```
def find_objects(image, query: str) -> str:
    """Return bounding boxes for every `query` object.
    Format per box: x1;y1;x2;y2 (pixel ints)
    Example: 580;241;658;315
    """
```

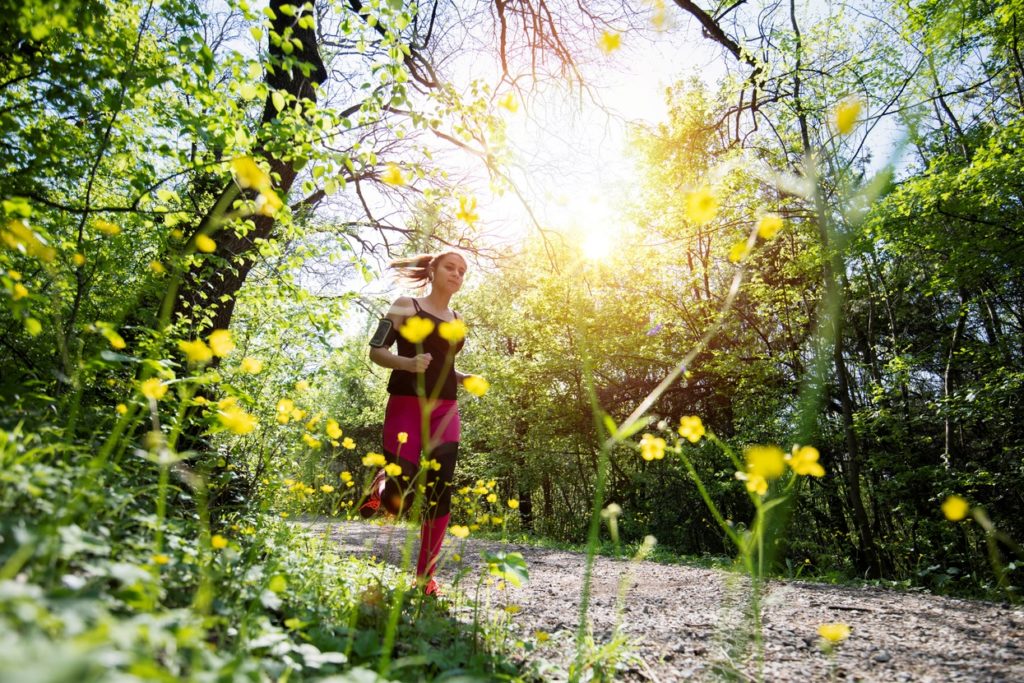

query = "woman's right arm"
368;297;432;372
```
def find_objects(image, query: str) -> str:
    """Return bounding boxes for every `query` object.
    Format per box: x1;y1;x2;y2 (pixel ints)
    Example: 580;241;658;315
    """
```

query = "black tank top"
387;300;465;400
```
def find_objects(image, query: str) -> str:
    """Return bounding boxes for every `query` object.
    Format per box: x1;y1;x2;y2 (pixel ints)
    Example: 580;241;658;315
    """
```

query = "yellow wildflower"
498;92;518;113
95;219;120;236
195;234;216;253
139;377;168;401
276;398;294;424
397;431;408;444
320;484;335;493
255;189;282;217
487;493;497;503
152;553;170;565
11;283;28;300
942;495;970;522
342;437;355;449
818;623;851;643
728;240;751;263
463;374;489;397
211;534;228;550
380;163;406;186
678;415;705;443
508;499;519;509
736;471;768;496
744;445;786;480
835;96;862;135
1;219;55;262
116;403;128;415
73;253;86;266
384;463;402;477
240;356;263;374
179;339;213;364
232;157;272;192
326;419;342;439
208;329;234;357
449;525;470;538
685;186;718;225
362;452;386;467
438;318;467;342
295;379;310;392
598;30;621;54
455;196;478;224
218;405;257;435
491;516;503;525
787;445;825;477
340;471;352;482
149;260;165;274
302;433;321;449
639;433;666;461
757;214;784;239
399;316;434;343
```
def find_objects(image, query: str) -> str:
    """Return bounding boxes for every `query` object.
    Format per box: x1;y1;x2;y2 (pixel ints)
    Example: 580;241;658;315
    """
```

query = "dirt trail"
307;520;1024;682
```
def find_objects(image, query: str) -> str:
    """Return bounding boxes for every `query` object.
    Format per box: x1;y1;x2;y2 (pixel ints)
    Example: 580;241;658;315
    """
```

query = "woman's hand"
406;353;432;373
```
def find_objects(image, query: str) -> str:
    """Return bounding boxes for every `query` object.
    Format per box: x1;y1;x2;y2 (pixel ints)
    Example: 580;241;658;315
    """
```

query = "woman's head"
390;250;468;291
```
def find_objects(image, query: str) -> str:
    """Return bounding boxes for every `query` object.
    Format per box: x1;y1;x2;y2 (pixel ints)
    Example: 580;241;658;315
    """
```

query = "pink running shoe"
358;469;387;519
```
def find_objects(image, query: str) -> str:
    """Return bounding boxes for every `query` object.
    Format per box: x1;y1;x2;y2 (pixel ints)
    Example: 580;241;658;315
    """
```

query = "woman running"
364;250;473;596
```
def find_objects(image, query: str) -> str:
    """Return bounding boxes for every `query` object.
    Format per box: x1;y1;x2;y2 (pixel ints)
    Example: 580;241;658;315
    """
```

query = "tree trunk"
172;0;327;333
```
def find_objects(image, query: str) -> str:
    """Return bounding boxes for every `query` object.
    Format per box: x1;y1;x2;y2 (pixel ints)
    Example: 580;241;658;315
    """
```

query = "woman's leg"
415;440;458;581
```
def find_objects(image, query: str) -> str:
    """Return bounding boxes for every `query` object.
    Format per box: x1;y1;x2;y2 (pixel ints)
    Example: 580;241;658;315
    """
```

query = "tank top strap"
412;298;423;313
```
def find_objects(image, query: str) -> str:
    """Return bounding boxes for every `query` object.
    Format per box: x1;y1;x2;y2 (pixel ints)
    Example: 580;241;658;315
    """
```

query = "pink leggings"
382;395;460;463
381;394;460;580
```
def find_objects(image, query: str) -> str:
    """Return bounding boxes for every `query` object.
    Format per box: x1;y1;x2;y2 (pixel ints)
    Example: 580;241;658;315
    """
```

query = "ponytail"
389;250;466;287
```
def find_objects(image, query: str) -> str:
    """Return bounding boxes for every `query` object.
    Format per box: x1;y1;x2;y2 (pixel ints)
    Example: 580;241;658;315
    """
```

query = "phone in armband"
369;318;394;348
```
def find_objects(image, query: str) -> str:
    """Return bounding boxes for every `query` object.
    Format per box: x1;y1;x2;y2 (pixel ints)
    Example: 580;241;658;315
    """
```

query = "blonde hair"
389;250;467;287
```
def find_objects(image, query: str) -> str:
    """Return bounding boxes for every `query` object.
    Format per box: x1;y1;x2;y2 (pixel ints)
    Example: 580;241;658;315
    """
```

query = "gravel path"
306;520;1024;682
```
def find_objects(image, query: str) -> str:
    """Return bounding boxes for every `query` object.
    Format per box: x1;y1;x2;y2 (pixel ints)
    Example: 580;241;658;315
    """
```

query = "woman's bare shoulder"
386;296;417;319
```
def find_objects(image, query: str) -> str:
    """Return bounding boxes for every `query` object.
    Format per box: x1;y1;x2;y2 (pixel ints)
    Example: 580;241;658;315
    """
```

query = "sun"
581;229;615;260
550;193;623;261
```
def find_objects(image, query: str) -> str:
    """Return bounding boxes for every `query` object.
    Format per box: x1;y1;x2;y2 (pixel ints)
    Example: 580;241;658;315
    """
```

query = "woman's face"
432;254;467;294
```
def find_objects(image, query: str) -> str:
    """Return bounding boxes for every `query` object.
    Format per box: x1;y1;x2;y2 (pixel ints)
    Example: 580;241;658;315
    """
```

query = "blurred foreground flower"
463;374;489;397
942;494;970;522
639;433;666;461
209;329;234;356
835;96;862;135
380;163;406;186
598;30;622;54
818;622;850;643
439;318;467;342
685;186;719;225
362;452;386;467
757;214;783;239
744;445;786;480
678;415;705;443
139;378;168;401
400;316;434;343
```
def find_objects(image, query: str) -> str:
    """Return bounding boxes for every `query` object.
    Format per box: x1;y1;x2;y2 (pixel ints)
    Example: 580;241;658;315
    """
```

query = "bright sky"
475;22;716;263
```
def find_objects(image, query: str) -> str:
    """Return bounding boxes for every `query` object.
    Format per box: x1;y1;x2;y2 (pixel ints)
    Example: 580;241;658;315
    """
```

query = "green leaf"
272;91;285;112
481;550;529;587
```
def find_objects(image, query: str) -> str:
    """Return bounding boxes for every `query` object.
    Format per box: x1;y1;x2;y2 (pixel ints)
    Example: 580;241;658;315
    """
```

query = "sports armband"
369;318;396;348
